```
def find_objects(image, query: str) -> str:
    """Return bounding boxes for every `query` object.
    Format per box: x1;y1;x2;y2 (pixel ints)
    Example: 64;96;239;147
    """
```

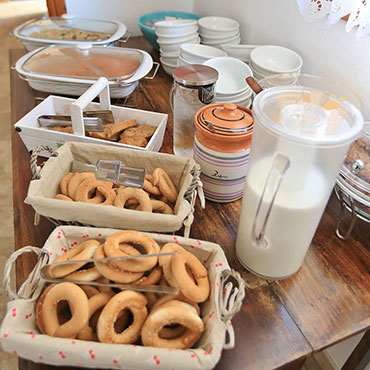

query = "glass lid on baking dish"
16;15;118;42
337;121;370;202
21;44;143;81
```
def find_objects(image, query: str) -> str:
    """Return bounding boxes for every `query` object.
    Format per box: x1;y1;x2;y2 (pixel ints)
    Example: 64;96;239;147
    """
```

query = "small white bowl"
198;16;239;33
154;19;198;36
160;57;177;76
250;45;303;74
158;36;200;53
161;54;179;65
201;36;241;49
156;29;198;39
180;43;227;63
203;56;253;95
159;50;180;57
219;44;259;62
199;30;239;41
157;32;199;45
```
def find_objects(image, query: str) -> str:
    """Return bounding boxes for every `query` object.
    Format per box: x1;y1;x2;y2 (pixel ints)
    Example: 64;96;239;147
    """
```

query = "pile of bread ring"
36;230;210;349
55;167;178;214
50;118;156;148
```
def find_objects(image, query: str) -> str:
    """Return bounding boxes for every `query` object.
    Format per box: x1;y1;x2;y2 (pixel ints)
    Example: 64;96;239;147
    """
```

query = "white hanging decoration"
297;0;370;38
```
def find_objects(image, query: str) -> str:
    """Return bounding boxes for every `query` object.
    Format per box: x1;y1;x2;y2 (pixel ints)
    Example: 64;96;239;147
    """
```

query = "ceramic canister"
193;103;254;202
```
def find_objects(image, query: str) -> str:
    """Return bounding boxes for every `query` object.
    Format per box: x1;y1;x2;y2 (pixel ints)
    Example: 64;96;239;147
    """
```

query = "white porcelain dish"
155;29;197;39
180;43;227;63
250;45;303;74
177;55;193;66
15;45;155;98
154;19;198;32
219;44;259;61
159;36;200;53
161;54;179;65
160;57;177;76
198;16;239;33
203;57;253;95
157;32;199;44
201;35;241;48
200;30;239;41
12;15;127;51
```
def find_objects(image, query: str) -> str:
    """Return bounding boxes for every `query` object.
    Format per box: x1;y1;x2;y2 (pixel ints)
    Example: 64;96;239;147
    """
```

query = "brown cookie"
107;119;137;140
135;124;156;139
119;135;148;148
119;126;139;139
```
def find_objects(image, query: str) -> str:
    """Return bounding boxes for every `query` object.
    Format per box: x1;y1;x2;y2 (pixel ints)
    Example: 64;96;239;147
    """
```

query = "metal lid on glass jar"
173;64;219;86
195;103;254;137
337;122;370;206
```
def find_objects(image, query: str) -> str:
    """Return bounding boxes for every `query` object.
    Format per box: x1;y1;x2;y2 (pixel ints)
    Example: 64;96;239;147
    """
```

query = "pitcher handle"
169;84;175;112
252;153;290;247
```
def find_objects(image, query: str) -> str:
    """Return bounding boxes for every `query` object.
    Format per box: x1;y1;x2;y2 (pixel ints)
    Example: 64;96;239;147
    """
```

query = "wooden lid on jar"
195;103;254;137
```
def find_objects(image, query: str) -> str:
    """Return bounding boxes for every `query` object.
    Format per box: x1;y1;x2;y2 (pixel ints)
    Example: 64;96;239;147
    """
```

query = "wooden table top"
9;37;370;370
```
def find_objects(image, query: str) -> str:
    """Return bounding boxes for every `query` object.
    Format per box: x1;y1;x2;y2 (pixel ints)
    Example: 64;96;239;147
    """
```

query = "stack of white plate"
198;17;241;49
249;45;303;81
203;57;253;108
177;43;227;66
155;19;200;75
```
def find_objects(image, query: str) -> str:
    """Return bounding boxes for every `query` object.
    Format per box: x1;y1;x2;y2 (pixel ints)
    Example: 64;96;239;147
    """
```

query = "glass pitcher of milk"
235;83;364;280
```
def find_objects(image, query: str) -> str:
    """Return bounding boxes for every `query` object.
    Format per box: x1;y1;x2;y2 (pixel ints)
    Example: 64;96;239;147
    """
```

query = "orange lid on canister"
194;103;254;153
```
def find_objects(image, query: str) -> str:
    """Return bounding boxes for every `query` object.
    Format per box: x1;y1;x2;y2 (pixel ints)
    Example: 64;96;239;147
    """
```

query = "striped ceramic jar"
193;103;254;203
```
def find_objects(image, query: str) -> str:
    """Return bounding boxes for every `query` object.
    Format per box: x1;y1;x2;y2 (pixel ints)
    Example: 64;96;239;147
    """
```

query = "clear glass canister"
170;64;218;157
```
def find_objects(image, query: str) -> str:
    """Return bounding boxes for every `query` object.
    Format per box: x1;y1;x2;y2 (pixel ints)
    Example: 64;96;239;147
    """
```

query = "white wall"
65;0;194;37
194;0;370;120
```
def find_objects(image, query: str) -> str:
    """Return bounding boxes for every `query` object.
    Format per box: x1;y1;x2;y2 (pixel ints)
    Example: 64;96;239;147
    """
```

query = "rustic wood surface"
9;37;370;370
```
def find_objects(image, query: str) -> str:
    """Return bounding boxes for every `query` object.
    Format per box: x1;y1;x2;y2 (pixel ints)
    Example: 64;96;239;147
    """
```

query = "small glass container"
193;103;254;202
335;122;370;240
170;64;218;157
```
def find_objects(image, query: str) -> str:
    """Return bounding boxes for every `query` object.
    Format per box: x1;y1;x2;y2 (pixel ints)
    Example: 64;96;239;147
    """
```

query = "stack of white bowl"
249;45;303;81
177;43;227;66
203;57;253;108
198;17;241;49
155;19;200;76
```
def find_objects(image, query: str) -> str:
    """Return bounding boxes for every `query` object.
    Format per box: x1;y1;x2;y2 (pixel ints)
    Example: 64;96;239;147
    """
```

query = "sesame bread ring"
143;174;161;196
42;282;89;338
48;239;100;278
67;172;95;200
63;262;102;282
151;199;174;215
158;243;185;288
77;291;114;341
150;294;200;314
60;172;75;196
93;244;144;283
55;194;73;201
152;168;178;203
36;284;56;334
141;300;204;349
95;276;113;293
171;251;210;303
97;290;148;344
144;292;159;310
114;187;152;212
104;230;160;272
81;285;100;298
95;186;116;205
74;178;114;203
133;266;163;285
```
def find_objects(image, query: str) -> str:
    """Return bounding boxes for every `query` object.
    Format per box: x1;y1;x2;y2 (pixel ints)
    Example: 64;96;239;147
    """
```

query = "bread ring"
158;243;185;288
152;168;178;203
67;172;95;200
55;194;73;201
141;300;204;349
144;292;158;310
48;239;100;278
133;266;163;285
114;187;152;212
77;291;114;341
93;244;144;283
97;290;148;344
151;199;173;215
171;251;210;303
143;174;161;195
36;284;56;334
95;185;116;205
95;276;113;293
74;178;114;203
80;285;100;298
104;230;160;272
63;262;102;282
150;294;200;314
42;282;89;338
60;172;75;196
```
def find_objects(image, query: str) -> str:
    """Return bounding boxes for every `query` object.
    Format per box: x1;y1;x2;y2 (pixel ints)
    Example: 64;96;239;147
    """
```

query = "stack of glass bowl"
155;19;200;76
198;16;241;49
249;45;303;81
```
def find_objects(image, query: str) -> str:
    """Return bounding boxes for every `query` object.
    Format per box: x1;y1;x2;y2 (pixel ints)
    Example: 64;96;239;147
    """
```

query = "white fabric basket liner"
25;142;200;235
0;226;242;370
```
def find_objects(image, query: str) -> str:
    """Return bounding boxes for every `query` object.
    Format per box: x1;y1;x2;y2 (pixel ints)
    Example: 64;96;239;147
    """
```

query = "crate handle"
3;246;49;301
30;145;58;180
70;77;111;137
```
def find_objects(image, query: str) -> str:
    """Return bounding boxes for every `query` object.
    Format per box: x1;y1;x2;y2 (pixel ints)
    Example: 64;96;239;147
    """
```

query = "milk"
236;157;329;279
